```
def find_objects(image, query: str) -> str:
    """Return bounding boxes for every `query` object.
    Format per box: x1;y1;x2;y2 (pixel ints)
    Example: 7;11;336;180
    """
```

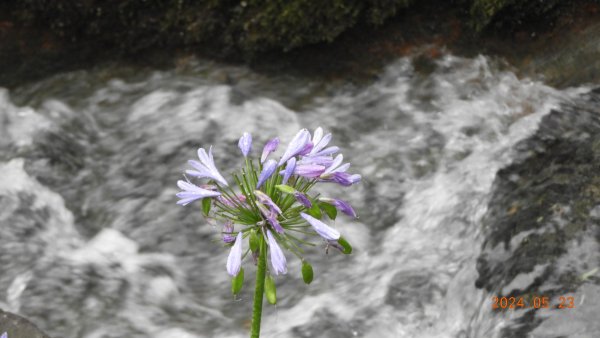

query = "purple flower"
281;157;296;184
319;154;360;186
294;192;312;208
226;232;243;276
294;163;326;178
321;154;349;176
278;129;311;166
298;141;314;156
266;230;287;275
176;180;221;206
238;132;252;157
186;146;229;186
319;198;357;217
320;172;361;186
254;190;282;215
257;202;284;233
257;159;277;189
1;332;6;338
261;137;280;163
297;155;335;167
222;221;236;243
308;127;332;156
300;212;340;241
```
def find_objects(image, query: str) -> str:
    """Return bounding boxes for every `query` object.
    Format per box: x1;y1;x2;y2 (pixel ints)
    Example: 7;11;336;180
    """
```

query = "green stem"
250;234;267;338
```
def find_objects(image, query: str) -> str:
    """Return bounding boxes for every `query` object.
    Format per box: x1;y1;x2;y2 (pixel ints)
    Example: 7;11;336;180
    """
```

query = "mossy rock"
0;309;51;338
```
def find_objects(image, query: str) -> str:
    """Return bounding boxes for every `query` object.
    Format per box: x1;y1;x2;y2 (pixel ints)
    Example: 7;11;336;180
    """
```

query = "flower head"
1;332;7;338
176;180;221;206
226;232;243;276
238;132;252;157
186;147;229;186
266;230;287;275
177;127;360;285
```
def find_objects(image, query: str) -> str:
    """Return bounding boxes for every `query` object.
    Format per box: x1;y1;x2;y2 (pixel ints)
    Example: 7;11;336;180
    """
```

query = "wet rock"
0;309;51;338
475;88;600;336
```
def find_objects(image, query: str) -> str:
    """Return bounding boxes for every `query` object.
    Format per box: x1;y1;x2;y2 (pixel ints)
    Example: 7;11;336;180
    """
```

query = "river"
0;54;596;337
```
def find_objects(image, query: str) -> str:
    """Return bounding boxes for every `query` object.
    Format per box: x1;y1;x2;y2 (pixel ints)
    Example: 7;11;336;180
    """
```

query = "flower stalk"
251;234;267;338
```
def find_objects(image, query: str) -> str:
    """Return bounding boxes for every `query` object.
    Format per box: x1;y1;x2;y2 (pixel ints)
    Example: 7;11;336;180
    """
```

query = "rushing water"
0;55;592;338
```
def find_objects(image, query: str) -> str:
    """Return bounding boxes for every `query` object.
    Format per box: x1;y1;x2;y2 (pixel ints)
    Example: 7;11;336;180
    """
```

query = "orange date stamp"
491;296;575;310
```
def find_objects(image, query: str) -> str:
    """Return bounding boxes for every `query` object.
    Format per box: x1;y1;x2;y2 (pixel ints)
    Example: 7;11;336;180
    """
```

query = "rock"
0;309;51;338
475;88;600;336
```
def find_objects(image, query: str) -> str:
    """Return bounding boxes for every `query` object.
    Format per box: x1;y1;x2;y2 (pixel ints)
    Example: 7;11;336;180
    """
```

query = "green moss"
469;0;572;31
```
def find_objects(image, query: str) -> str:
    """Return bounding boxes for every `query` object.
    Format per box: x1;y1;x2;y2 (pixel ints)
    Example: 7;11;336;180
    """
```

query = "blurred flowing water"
0;55;593;337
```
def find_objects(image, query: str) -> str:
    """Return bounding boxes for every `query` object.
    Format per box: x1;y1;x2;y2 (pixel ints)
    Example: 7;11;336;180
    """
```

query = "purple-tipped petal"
222;221;236;243
300;212;340;241
186;146;229;186
261;137;280;163
238;132;252;157
257;202;284;233
323;154;343;175
266;230;287;275
319;172;357;186
278;129;311;166
294;164;326;178
309;127;333;155
294;192;312;208
320;198;357;217
226;232;243;276
298;141;314;156
257;159;277;189
254;190;282;215
176;180;221;206
281;157;296;184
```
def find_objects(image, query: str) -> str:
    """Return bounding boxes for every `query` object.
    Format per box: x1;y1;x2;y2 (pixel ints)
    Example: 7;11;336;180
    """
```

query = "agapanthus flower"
238;132;252;157
257;202;284;233
294;163;326;178
254;190;282;215
186;147;229;186
222;221;236;243
319;197;357;218
257;159;277;189
266;229;287;275
278;129;311;166
281;157;296;184
261;137;279;163
227;232;243;276
300;212;340;241
294;192;312;208
176;180;221;206
319;154;361;186
177;126;360;290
